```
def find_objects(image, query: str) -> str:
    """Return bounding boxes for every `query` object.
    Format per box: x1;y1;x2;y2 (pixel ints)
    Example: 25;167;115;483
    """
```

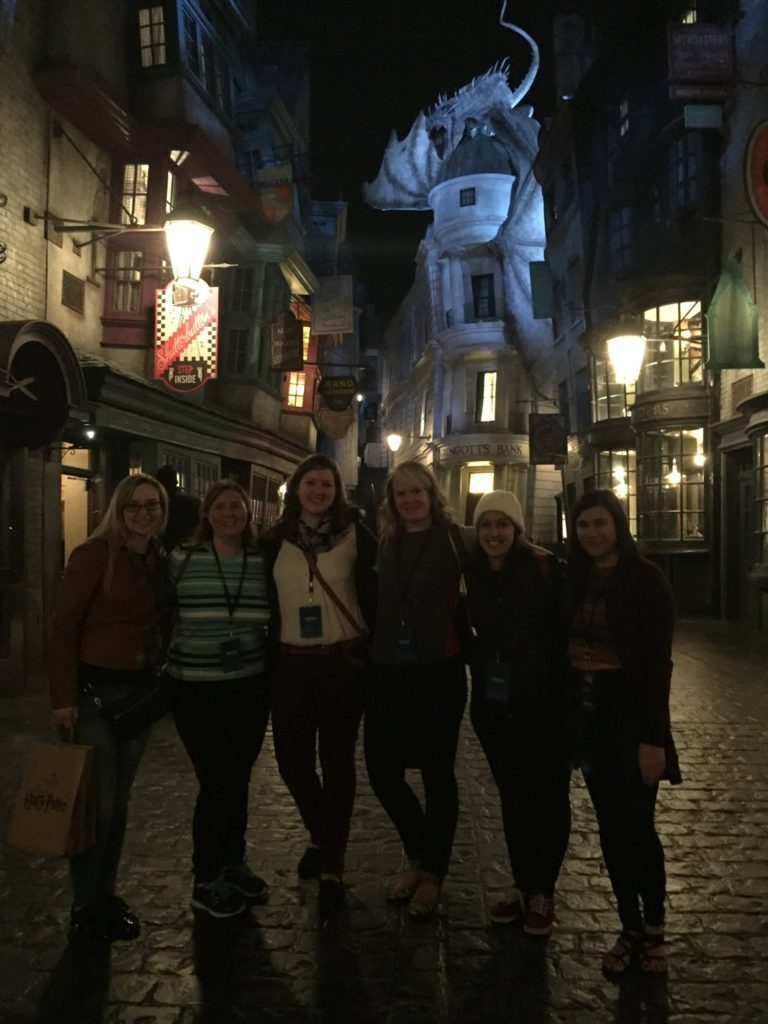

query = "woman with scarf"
261;454;377;911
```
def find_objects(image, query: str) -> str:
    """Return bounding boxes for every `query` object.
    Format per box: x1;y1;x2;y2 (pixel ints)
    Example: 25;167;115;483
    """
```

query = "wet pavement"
1;618;767;1024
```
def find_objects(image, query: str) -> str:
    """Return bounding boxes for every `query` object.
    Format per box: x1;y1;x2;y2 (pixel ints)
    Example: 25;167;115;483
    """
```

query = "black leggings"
364;657;467;882
171;675;270;884
580;674;666;932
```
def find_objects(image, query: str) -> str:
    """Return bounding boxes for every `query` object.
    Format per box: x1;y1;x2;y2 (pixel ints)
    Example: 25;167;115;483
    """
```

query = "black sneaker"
191;880;246;919
218;862;269;903
318;876;345;917
68;904;110;947
297;846;321;880
100;895;140;941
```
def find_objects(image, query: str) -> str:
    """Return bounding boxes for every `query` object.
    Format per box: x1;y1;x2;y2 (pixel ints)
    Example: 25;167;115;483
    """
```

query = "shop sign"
311;275;354;335
668;23;734;100
529;414;567;466
317;406;354;440
318;375;357;412
436;434;529;468
259;183;293;224
270;310;303;371
154;283;219;393
746;121;768;228
705;257;764;370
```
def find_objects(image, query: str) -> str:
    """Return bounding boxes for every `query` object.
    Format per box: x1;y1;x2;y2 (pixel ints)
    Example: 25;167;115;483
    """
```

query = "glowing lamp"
386;433;403;452
607;333;646;385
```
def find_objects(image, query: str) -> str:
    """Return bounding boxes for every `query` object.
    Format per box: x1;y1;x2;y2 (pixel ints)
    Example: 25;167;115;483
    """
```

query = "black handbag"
82;672;170;742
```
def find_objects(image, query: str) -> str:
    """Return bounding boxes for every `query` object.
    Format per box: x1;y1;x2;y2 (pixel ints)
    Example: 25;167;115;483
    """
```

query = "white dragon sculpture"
363;2;554;397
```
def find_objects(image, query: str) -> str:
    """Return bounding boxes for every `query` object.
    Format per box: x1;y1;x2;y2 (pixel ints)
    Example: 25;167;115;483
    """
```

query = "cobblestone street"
1;619;767;1024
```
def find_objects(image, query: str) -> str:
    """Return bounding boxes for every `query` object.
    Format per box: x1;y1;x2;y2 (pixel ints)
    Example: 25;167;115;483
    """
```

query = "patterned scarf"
297;515;334;555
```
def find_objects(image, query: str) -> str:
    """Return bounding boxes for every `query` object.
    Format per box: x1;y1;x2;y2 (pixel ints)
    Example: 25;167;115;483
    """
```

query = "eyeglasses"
123;500;162;516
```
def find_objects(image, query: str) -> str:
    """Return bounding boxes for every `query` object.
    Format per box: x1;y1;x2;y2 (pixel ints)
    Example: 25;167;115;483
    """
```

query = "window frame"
475;370;497;424
637;426;706;543
138;6;166;68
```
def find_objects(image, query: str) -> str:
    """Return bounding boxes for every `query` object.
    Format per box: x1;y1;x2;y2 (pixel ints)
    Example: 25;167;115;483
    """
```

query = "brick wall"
0;1;49;322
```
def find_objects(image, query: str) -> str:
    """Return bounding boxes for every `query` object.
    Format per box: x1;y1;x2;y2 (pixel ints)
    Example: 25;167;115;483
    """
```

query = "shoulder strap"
302;550;365;637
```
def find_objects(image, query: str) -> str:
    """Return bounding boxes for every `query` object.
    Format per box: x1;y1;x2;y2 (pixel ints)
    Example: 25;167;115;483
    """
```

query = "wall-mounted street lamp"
606;331;647;386
24;193;214;307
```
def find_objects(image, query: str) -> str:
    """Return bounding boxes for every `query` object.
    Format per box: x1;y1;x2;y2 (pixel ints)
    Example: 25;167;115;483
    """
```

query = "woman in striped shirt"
167;480;271;919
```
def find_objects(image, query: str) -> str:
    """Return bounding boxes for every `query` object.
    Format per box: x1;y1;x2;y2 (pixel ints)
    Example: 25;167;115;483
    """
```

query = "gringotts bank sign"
154;283;219;392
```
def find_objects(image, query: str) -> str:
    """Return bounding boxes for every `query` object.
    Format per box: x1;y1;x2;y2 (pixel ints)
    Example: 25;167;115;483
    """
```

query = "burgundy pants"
270;644;366;876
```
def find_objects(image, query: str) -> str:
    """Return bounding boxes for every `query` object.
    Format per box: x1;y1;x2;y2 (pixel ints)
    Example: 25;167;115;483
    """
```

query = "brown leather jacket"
49;539;162;708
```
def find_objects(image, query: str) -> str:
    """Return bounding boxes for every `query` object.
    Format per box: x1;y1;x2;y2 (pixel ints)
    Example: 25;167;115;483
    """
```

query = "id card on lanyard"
213;547;247;672
299;556;324;639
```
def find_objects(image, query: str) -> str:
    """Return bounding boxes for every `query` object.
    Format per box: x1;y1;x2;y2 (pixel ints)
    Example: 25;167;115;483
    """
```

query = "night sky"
258;1;555;320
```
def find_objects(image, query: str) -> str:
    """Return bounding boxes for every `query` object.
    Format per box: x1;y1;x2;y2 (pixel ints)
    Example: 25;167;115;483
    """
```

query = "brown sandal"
601;931;640;976
407;876;440;919
386;865;421;904
639;927;669;974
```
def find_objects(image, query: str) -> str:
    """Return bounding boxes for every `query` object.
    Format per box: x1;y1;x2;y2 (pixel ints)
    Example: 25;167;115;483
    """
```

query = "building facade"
365;47;561;537
0;0;323;688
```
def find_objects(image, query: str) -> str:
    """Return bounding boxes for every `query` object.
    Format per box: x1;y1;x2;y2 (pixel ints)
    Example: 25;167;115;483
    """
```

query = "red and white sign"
746;121;768;228
154;283;219;392
259;184;293;224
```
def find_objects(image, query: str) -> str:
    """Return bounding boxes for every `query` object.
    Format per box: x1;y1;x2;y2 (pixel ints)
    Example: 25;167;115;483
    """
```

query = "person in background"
49;473;168;946
567;489;681;976
261;454;377;913
166;480;271;919
155;464;201;553
366;461;471;919
466;491;571;937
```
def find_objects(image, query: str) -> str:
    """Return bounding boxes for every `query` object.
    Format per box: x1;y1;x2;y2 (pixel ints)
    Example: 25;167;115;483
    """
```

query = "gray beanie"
472;490;525;533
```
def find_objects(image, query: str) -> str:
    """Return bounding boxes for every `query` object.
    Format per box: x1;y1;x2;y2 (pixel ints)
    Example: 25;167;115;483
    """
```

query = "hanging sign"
311;276;354;335
746;121;768;228
259;184;293;224
316;406;355;440
318;376;357;412
270;310;303;371
705;256;764;370
154;283;219;392
528;414;567;466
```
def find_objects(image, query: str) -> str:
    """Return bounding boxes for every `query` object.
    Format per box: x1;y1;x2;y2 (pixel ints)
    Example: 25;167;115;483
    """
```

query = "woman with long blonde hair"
366;461;472;918
49;472;168;947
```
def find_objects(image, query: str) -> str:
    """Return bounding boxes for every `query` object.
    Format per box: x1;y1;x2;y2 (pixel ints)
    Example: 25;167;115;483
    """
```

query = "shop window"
637;427;705;541
639;300;703;392
755;435;768;564
596;450;637;536
668;134;701;210
592;356;635;422
224;328;248;375
286;372;306;408
138;6;166;67
120;164;149;226
227;268;253;313
194;460;219;500
475;371;497;423
302;324;311;362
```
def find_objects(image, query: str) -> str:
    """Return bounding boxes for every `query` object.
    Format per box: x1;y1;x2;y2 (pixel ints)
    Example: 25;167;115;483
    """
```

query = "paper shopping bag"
6;739;96;859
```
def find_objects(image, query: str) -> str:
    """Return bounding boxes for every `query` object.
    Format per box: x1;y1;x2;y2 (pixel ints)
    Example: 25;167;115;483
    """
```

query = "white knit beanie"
472;490;525;533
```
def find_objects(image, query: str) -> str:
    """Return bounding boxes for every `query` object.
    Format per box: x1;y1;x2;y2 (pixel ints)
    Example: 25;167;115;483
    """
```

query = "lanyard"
212;546;247;620
395;529;433;623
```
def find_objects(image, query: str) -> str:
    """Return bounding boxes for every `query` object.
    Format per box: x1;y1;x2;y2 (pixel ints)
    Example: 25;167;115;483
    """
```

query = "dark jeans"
364;657;467;882
580;672;666;932
70;665;150;908
471;695;571;896
170;674;270;884
271;644;365;876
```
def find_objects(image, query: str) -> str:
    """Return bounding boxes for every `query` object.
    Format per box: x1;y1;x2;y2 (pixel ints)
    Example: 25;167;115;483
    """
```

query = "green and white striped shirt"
166;544;270;682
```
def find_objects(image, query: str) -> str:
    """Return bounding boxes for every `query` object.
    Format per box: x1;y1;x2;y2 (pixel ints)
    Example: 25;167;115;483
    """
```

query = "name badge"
395;624;417;663
299;605;323;639
221;636;244;673
485;659;511;702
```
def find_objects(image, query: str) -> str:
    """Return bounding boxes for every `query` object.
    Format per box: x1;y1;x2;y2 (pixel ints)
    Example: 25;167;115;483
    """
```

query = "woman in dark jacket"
366;461;471;919
260;454;377;911
466;491;571;937
567;489;681;976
